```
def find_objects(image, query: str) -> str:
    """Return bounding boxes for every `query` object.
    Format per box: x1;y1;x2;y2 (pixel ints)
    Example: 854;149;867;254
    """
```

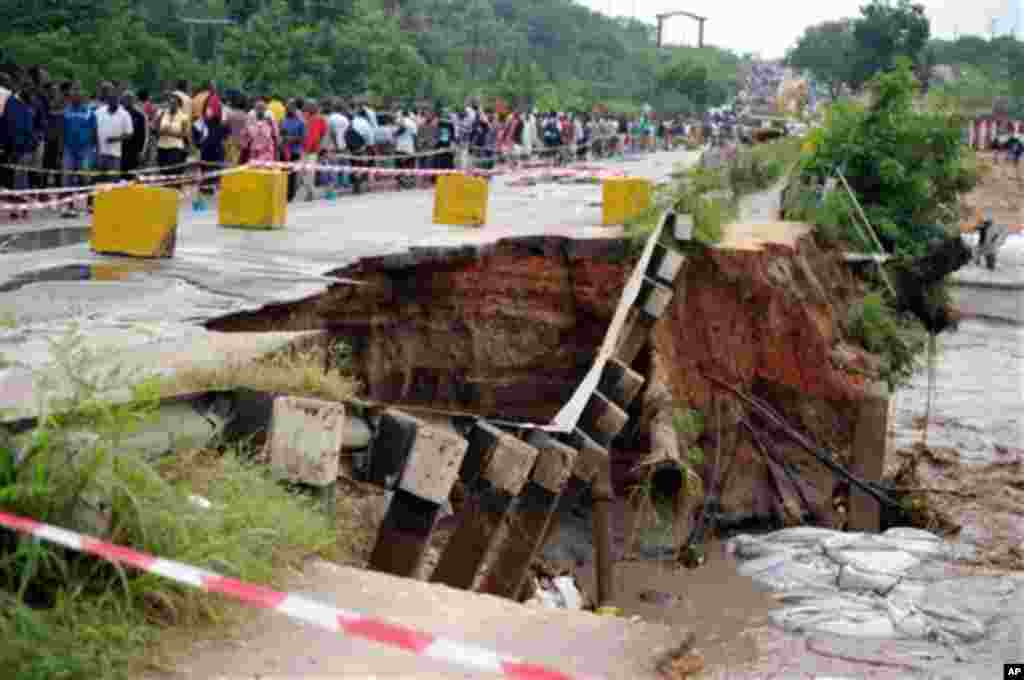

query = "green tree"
787;19;855;99
800;59;976;255
850;0;931;89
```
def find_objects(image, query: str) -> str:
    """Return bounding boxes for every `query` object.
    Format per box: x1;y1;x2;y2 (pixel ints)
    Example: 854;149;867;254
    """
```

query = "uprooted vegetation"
0;330;356;680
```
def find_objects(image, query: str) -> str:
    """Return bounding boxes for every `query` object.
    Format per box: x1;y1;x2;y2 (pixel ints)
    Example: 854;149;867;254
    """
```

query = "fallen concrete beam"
598;358;646;411
368;412;468;579
432;424;538;590
578;390;629;447
480;431;577;600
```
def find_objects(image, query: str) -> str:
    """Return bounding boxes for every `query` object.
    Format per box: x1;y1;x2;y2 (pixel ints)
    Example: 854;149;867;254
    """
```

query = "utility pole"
655;10;708;49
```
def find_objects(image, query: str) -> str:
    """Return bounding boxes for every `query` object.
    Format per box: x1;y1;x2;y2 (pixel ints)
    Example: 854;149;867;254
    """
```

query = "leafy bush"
798;59;976;256
0;328;338;679
846;292;928;389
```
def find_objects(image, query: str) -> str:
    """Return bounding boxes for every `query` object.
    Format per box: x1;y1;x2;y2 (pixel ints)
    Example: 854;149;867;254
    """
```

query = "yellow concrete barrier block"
219;169;287;230
602;177;652;226
434;174;488;226
91;184;178;258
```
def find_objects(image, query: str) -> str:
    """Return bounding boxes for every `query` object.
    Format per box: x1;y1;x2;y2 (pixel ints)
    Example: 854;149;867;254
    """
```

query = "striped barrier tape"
250;159;627;181
0;509;600;680
0;159;628;211
0;158;229;178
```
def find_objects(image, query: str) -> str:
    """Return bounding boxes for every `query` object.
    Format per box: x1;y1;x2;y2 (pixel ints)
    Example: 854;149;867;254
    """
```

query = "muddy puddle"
0;225;90;253
0;260;160;293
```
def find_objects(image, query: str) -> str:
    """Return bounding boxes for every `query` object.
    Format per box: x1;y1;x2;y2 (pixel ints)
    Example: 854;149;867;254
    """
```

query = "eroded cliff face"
208;231;878;526
210;237;633;421
647;234;878;526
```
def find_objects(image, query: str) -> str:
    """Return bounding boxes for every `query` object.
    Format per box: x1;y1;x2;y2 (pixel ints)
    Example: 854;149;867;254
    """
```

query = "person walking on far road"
60;81;97;218
94;81;133;176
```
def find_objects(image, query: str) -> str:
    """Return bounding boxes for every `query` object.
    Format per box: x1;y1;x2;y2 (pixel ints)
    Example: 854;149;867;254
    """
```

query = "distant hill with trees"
0;0;742;114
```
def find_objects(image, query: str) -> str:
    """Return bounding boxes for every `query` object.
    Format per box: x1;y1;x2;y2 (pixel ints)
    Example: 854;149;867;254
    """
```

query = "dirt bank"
207;220;888;539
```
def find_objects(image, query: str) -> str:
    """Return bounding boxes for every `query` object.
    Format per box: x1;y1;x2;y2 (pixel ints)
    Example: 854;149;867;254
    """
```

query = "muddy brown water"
576;543;778;671
570;243;1024;673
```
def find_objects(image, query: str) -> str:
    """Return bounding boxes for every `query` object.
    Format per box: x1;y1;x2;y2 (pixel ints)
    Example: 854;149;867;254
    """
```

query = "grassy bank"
0;333;366;679
161;342;359;402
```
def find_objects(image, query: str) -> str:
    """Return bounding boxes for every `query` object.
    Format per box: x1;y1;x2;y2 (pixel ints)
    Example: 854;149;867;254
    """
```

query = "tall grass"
161;342;358;402
0;328;341;679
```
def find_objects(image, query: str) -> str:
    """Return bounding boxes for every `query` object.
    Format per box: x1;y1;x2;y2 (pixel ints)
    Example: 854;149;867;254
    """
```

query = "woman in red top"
300;100;328;201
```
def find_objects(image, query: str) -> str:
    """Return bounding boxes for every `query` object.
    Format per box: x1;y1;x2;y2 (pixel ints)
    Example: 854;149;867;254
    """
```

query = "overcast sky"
578;0;1017;58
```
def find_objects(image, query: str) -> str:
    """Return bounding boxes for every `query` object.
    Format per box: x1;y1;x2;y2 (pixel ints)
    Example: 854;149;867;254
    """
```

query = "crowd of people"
2;69;702;219
737;61;789;112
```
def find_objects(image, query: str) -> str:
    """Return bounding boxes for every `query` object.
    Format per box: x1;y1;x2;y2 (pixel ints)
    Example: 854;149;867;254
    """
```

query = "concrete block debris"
266;396;346;487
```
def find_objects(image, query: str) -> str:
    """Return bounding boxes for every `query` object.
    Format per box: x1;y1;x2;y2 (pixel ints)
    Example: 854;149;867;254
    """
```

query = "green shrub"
798;60;976;256
0;328;337;679
846;292;928;389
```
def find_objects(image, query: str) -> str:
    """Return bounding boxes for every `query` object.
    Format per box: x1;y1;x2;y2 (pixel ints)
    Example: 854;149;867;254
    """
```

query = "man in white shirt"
326;100;350;189
394;110;418;189
94;82;134;173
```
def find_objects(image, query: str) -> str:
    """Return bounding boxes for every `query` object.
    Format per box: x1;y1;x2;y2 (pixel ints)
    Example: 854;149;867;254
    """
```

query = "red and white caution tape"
0;159;627;212
0;510;600;680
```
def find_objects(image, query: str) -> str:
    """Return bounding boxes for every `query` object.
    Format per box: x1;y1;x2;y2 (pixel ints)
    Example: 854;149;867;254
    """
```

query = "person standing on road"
155;92;190;175
94;81;133;177
326;99;350;190
300;100;327;201
60;81;98;218
41;82;66;189
415;108;437;179
172;79;192;122
347;109;373;195
393;109;418;189
279;100;306;202
198;81;226;193
239;98;279;165
1;80;36;220
434;109;455;180
120;90;148;180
